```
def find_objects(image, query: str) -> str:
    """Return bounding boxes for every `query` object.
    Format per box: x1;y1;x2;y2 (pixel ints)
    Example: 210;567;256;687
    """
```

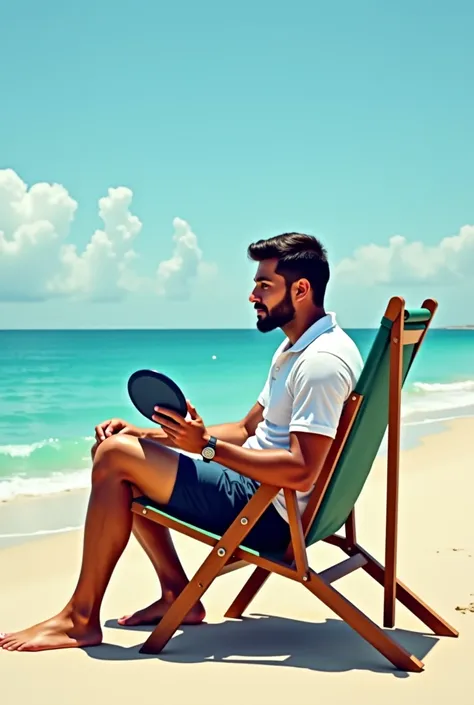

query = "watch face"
202;445;215;460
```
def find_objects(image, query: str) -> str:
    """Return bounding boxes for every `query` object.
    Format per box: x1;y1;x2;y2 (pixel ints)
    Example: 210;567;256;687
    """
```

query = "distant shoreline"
438;325;474;330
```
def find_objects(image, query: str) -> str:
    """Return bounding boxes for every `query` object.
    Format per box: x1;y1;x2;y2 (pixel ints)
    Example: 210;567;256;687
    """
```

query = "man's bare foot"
0;609;102;653
118;597;205;627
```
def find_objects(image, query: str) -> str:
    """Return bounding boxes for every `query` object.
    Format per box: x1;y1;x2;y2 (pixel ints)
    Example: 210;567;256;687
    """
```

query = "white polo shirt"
243;312;364;522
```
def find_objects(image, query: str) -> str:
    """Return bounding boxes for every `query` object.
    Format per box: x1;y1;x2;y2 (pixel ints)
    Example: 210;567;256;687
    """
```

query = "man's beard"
255;288;295;333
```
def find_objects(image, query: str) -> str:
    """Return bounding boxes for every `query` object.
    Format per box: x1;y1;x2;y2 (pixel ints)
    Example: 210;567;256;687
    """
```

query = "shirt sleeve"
288;352;352;437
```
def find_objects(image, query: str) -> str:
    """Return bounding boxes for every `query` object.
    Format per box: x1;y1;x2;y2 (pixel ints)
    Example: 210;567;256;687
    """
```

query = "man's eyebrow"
254;275;272;283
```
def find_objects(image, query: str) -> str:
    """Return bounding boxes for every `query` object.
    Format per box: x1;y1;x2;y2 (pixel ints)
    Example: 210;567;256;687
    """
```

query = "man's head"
247;232;330;333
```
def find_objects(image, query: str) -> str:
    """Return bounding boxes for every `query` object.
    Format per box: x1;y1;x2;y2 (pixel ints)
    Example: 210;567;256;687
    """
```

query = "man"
0;232;363;653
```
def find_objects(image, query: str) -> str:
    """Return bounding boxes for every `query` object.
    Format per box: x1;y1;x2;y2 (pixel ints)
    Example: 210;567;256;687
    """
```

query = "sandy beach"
1;418;473;704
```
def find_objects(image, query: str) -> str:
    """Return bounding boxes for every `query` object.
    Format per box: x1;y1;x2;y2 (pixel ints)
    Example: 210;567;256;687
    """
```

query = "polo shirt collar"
283;312;337;353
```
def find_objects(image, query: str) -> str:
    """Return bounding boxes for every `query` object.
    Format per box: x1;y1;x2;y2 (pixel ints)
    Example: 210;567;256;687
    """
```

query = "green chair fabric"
306;308;430;544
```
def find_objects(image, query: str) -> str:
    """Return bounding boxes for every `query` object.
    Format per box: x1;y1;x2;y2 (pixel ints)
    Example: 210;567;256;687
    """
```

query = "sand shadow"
83;613;440;676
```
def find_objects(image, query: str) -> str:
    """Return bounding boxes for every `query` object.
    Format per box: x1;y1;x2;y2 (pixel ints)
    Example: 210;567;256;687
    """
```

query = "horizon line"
0;326;471;332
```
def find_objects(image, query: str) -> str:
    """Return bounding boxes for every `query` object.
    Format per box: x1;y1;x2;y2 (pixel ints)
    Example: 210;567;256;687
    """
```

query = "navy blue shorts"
161;453;291;554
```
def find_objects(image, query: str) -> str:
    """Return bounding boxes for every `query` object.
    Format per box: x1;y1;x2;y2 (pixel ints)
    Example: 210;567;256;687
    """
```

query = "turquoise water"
1;328;474;502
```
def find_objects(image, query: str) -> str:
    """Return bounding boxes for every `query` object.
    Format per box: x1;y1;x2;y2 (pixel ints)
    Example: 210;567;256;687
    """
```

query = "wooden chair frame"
131;296;458;672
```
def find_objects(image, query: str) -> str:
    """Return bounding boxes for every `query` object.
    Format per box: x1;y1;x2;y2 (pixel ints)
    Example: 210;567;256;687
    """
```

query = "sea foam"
403;379;474;419
0;468;91;502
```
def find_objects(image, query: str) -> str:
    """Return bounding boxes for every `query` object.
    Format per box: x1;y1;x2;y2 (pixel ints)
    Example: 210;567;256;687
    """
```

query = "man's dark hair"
247;232;330;307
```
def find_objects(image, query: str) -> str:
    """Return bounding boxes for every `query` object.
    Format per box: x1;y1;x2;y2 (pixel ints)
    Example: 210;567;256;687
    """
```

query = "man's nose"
249;291;259;303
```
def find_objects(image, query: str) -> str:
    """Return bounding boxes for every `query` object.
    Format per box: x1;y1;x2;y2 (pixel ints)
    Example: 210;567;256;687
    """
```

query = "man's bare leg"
117;513;205;626
89;443;204;627
0;435;203;652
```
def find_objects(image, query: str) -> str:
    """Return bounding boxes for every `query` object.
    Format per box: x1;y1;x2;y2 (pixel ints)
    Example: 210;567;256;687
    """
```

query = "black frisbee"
127;369;187;423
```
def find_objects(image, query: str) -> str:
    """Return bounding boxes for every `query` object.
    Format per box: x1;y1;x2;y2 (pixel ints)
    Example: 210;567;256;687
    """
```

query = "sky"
0;0;473;329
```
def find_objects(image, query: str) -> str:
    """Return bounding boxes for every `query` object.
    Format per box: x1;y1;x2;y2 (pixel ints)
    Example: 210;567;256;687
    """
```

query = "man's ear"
294;278;311;302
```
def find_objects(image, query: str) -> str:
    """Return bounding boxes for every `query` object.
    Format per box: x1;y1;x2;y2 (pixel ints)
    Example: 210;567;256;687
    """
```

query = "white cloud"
157;217;205;300
48;186;143;301
0;168;213;302
335;226;474;286
0;169;77;301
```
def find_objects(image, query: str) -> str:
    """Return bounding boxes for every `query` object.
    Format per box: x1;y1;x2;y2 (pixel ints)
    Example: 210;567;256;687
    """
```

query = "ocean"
1;327;474;506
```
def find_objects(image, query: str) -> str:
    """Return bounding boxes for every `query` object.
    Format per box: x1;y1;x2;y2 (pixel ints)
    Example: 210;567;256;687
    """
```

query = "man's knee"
91;434;138;481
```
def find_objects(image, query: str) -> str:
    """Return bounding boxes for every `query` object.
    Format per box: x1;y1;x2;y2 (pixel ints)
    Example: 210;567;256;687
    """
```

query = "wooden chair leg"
224;567;271;619
140;544;230;653
304;569;424;672
358;547;459;637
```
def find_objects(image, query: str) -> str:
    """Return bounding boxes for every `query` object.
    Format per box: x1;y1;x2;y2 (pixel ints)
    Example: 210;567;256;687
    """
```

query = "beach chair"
131;296;459;671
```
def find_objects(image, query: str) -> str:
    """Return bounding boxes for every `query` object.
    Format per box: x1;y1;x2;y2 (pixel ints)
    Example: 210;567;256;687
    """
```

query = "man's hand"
94;418;141;443
91;418;142;461
152;400;209;454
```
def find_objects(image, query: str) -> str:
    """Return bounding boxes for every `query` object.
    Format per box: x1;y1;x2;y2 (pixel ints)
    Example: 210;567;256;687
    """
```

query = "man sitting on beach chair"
0;232;363;652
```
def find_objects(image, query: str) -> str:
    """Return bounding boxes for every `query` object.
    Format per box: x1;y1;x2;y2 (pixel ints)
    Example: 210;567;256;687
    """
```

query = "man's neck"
282;308;327;346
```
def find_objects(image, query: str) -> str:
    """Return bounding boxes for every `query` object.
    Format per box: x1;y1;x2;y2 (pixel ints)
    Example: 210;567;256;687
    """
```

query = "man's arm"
211;431;333;492
141;400;264;448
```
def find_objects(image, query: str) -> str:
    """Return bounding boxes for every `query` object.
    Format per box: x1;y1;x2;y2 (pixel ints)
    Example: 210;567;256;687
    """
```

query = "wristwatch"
201;436;217;463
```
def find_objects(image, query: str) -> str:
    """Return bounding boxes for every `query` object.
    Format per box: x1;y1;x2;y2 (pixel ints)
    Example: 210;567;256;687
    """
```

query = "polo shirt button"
275;366;280;371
